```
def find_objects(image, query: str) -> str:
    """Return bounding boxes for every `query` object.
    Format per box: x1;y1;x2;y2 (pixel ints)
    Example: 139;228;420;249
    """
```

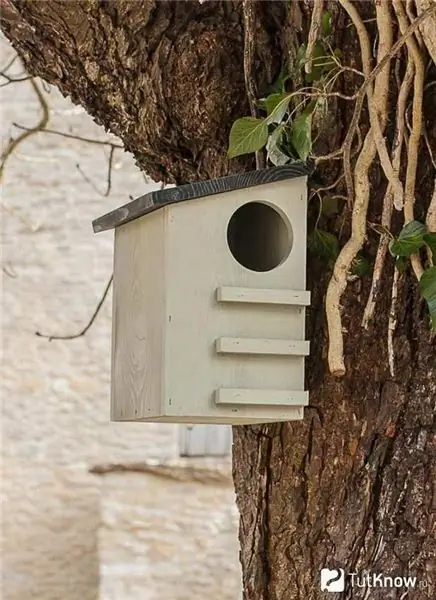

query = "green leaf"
419;266;436;328
291;101;316;160
296;44;307;70
308;229;339;265
321;11;333;35
305;42;335;82
321;195;344;217
265;93;292;124
424;232;436;262
270;68;292;94
396;256;408;273
266;125;290;166
388;220;427;257
350;255;370;277
228;117;269;158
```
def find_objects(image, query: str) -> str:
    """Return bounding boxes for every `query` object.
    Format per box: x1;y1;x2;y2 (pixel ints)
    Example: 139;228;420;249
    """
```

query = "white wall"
1;39;241;600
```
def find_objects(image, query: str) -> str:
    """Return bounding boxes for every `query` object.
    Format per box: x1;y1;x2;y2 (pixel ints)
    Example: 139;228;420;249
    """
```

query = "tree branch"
35;275;113;341
0;78;49;181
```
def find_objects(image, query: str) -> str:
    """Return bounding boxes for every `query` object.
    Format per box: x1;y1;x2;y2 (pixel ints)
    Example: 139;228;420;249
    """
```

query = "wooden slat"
215;389;308;406
215;337;310;356
216;286;310;306
93;164;311;232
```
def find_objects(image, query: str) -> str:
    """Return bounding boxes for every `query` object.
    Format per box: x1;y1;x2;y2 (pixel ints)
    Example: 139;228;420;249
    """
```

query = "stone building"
1;38;241;600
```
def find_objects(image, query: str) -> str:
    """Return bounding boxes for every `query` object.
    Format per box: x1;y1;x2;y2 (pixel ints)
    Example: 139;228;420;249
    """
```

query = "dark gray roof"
92;163;311;233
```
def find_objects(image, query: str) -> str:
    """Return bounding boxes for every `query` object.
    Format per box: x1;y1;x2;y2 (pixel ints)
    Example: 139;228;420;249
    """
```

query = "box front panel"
165;178;309;422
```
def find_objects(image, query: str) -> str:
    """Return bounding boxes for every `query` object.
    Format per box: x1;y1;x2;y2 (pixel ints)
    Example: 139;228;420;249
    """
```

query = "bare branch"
0;71;32;87
11;123;123;149
0;78;49;181
74;143;116;197
35;275;113;342
393;0;425;280
1;53;19;72
388;267;400;377
305;0;324;75
326;0;392;376
363;57;414;328
315;2;436;167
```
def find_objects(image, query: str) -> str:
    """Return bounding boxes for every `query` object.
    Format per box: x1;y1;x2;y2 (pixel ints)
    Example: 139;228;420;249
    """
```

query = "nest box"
93;165;311;425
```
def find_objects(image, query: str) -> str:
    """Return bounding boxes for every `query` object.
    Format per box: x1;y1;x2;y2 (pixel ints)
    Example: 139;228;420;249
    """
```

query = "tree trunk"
2;1;435;599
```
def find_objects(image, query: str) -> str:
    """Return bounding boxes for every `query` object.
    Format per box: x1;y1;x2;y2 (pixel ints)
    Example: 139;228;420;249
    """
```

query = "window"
179;425;233;457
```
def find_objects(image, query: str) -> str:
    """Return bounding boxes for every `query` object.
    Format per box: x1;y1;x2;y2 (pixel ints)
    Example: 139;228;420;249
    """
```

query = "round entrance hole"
226;202;293;272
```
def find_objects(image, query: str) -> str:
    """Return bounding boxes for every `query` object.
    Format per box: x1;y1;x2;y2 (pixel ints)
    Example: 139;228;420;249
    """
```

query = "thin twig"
309;173;345;200
35;275;113;341
1;53;19;73
340;0;401;208
305;0;324;75
0;78;49;181
388;267;400;377
75;144;117;197
362;56;414;328
0;72;33;87
426;177;436;266
315;2;436;166
105;145;116;197
326;0;392;376
394;0;425;280
12;123;123;148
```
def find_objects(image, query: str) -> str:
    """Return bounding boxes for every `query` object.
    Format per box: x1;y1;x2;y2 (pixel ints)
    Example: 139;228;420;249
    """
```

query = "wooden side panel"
111;211;166;420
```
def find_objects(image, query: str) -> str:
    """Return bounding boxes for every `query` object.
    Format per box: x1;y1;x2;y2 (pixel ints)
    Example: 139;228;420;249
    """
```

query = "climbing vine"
229;0;436;377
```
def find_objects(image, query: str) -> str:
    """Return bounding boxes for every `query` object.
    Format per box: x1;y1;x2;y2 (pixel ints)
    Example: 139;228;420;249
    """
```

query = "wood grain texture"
111;210;166;421
216;287;311;306
92;164;311;233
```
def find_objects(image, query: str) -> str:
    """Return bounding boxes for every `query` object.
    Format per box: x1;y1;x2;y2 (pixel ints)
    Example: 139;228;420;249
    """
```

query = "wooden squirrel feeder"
93;165;311;424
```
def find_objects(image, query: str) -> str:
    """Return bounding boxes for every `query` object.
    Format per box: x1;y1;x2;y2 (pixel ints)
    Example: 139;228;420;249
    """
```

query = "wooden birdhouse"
93;165;311;425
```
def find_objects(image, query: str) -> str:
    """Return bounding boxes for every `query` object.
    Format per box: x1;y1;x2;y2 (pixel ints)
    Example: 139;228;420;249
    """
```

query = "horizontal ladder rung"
215;389;308;407
215;337;310;356
216;287;310;306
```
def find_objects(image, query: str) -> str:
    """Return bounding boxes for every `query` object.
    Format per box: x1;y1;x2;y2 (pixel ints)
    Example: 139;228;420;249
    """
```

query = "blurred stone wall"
1;38;241;600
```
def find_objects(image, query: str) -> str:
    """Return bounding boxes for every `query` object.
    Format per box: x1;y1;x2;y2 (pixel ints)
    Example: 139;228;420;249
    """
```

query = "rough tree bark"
1;1;435;599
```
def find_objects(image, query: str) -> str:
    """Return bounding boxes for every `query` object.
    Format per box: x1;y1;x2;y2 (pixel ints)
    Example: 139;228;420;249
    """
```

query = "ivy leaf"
424;232;436;262
388;220;427;257
265;93;292;124
228;117;269;158
270;68;292;94
266;125;290;166
396;256;408;273
419;266;436;328
350;255;370;277
321;195;344;217
321;11;333;35
305;42;335;83
308;229;339;265
291;101;316;160
296;44;307;71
